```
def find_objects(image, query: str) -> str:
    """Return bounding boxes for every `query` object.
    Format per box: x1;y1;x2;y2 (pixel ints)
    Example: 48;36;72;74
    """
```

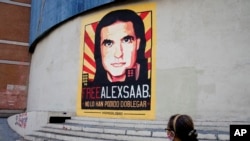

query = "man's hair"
93;9;147;84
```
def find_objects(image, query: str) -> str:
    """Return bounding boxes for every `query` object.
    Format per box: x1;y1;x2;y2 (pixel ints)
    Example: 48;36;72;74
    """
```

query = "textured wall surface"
156;0;250;121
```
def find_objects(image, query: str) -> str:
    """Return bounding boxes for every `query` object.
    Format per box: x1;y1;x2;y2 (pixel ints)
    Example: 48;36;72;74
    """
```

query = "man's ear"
136;38;141;50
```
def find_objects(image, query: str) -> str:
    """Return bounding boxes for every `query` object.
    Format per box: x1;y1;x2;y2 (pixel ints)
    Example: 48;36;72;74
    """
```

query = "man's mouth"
111;62;126;67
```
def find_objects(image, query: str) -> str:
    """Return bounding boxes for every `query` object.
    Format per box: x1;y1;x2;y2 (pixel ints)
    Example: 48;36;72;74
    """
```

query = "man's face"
100;21;140;78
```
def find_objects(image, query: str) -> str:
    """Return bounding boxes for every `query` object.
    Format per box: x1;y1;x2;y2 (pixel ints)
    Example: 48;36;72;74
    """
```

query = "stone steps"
23;116;248;141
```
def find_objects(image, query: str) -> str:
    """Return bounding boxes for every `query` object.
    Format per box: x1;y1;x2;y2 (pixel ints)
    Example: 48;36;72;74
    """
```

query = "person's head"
94;9;147;83
166;114;198;141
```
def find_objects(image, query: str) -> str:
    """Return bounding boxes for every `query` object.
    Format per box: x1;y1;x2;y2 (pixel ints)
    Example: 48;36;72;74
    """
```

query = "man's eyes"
102;36;134;47
122;36;134;43
102;39;113;47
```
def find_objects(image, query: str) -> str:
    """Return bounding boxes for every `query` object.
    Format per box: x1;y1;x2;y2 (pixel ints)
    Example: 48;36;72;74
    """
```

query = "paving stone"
0;118;23;141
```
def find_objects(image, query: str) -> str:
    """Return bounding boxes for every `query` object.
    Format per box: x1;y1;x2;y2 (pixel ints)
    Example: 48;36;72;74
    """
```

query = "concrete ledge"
7;111;76;137
7;111;49;137
83;126;103;133
104;128;126;134
0;110;24;118
152;131;166;137
198;133;217;140
33;127;166;141
218;134;229;141
126;130;151;136
69;117;166;129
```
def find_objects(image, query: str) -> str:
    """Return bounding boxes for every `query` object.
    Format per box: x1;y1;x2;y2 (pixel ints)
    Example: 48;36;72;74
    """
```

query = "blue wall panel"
29;0;114;51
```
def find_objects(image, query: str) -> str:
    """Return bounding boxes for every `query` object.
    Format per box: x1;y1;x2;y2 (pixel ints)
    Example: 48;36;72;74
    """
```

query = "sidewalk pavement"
0;118;23;141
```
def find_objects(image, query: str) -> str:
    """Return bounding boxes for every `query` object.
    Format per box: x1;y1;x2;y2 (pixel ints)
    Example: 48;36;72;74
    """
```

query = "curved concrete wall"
27;17;82;112
27;0;250;121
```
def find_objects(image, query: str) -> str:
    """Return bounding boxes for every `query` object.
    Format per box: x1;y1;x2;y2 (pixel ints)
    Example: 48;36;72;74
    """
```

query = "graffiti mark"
15;113;28;128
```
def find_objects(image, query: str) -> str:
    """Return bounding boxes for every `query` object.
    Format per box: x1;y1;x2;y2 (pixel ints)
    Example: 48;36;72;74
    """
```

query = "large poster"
77;2;156;119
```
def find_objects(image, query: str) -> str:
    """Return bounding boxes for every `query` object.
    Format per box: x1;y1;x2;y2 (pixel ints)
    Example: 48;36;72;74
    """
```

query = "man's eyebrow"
102;39;113;44
122;35;135;40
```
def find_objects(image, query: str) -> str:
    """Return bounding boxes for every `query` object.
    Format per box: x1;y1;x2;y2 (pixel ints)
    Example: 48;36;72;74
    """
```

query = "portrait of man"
93;9;148;84
79;5;155;116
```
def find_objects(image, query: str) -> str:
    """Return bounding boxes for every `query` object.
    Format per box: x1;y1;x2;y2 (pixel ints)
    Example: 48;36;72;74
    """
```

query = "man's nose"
114;44;123;58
